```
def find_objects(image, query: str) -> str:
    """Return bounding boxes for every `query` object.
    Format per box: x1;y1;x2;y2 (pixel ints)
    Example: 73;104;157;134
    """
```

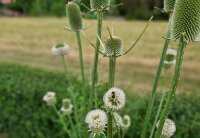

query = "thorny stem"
150;70;168;138
155;34;186;138
141;15;172;138
75;31;85;85
53;106;72;137
91;11;103;108
112;113;121;138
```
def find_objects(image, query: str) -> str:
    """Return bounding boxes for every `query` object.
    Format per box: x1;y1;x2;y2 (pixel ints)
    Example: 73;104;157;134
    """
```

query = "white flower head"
121;115;131;129
164;60;176;69
85;109;108;135
166;49;177;56
103;87;126;111
52;43;70;56
156;118;176;137
43;92;56;106
60;98;73;115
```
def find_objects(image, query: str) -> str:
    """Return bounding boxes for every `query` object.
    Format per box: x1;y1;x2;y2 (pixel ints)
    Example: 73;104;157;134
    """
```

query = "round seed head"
170;0;200;42
66;2;83;31
103;87;125;111
43;92;56;106
52;43;70;56
121;115;131;129
163;0;176;13
85;109;108;135
90;0;110;11
103;36;123;57
157;119;176;137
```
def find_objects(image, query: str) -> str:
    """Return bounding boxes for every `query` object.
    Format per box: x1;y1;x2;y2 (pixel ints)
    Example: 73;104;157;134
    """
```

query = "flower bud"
90;0;110;11
103;36;123;57
170;0;200;42
52;43;70;56
60;98;73;115
66;2;83;31
163;0;176;13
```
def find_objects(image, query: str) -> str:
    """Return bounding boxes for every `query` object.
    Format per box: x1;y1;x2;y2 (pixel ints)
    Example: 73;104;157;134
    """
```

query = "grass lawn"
0;17;200;94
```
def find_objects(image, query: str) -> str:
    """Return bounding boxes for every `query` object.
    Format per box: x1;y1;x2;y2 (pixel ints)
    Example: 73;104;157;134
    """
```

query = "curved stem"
155;35;186;138
91;11;103;108
123;16;153;55
150;69;168;138
53;106;72;137
75;31;85;85
141;16;171;138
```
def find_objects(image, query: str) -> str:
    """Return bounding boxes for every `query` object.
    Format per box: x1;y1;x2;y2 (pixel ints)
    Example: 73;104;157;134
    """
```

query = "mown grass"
0;17;200;94
0;63;199;138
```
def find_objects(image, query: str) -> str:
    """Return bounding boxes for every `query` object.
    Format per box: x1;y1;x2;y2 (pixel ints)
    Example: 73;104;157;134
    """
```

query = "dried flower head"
52;43;70;56
103;87;125;111
66;2;83;31
170;0;200;42
43;92;56;106
121;115;131;129
157;118;176;137
90;0;110;11
60;98;73;115
85;109;108;135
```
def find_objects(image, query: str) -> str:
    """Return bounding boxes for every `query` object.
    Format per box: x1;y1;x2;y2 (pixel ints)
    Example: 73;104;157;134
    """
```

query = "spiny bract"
103;36;123;57
170;0;200;42
163;0;176;13
90;0;110;11
66;2;83;31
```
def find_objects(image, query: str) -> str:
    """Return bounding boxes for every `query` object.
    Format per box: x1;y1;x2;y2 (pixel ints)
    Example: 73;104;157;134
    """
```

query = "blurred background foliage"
0;0;168;19
0;63;199;138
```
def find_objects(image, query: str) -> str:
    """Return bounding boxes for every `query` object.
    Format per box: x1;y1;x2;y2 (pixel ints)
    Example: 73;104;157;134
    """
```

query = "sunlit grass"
0;17;199;94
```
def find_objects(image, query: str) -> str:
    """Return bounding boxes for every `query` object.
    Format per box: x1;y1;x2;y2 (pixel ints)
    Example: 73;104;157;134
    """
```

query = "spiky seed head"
170;0;200;42
103;36;123;57
163;0;176;13
90;0;110;11
66;2;83;31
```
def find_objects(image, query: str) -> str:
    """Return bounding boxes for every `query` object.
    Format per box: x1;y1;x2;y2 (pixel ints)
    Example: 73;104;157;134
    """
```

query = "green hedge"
0;63;199;138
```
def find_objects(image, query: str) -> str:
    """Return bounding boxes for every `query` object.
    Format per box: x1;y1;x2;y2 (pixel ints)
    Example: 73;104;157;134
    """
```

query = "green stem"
112;113;121;138
150;69;168;138
75;31;85;85
155;35;186;138
68;115;77;138
141;19;171;138
61;57;81;138
91;11;103;108
108;112;113;138
53;106;71;137
122;130;125;138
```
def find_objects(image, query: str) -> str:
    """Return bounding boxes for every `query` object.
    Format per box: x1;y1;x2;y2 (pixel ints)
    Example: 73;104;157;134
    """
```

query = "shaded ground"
0;17;200;94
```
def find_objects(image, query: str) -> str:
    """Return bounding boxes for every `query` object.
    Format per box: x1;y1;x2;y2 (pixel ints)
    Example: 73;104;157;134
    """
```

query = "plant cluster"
41;0;200;138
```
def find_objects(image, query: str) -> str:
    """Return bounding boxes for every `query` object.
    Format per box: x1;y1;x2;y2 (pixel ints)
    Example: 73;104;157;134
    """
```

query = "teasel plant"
141;0;177;137
65;0;86;85
150;48;177;138
81;0;123;108
155;0;200;137
83;16;153;108
51;43;82;138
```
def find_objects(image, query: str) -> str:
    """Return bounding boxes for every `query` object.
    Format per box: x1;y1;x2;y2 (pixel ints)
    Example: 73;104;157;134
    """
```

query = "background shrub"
0;63;199;138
